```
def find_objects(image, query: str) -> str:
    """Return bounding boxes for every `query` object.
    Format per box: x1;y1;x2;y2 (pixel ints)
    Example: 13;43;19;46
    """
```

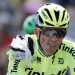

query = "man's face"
34;27;66;56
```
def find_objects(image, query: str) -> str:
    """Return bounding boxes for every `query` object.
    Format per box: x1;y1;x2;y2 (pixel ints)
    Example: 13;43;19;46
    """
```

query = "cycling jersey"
7;35;75;75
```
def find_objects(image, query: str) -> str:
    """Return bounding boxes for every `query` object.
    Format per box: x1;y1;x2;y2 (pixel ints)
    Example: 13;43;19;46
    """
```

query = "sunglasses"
39;28;67;38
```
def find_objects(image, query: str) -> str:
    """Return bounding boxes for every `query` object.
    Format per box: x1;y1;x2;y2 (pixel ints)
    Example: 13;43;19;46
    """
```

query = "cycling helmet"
23;15;35;34
35;3;70;29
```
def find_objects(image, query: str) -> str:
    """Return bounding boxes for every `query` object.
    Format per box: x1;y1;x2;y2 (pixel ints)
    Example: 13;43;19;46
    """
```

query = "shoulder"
9;34;36;55
10;35;28;51
11;34;37;48
28;34;37;41
59;39;75;52
62;39;75;49
59;39;75;60
8;35;33;61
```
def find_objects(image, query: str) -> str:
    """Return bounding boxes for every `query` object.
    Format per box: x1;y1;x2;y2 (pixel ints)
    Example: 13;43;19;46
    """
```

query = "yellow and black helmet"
35;3;70;28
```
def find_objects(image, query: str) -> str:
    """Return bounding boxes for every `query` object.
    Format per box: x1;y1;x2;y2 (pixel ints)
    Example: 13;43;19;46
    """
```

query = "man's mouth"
47;43;56;47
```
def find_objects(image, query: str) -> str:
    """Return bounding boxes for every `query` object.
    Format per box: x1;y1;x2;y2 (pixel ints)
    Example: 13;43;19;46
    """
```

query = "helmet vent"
60;23;67;27
44;8;53;21
39;15;43;24
61;10;66;21
45;3;51;5
35;14;43;25
54;10;59;22
45;21;54;26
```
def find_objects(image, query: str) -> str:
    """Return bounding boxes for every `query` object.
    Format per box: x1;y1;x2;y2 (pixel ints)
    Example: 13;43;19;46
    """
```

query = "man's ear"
34;28;39;38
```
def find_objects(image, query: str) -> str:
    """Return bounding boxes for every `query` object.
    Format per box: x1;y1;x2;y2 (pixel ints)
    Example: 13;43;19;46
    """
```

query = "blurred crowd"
0;0;75;75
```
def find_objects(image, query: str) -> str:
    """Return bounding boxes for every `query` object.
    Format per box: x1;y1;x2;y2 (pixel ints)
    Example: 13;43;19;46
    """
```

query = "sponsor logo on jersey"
25;68;44;75
11;59;20;73
59;43;75;59
57;68;67;75
32;56;41;64
58;58;64;64
52;55;55;64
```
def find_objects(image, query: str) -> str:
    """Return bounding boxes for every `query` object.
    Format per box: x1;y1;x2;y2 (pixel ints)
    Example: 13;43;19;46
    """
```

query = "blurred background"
0;0;75;75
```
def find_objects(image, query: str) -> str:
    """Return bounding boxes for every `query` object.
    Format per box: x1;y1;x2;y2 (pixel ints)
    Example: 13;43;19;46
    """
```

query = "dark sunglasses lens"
41;29;51;37
57;30;66;38
41;29;66;38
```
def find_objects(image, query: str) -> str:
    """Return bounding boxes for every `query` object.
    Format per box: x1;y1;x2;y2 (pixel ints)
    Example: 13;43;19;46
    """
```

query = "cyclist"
23;15;35;35
7;3;75;75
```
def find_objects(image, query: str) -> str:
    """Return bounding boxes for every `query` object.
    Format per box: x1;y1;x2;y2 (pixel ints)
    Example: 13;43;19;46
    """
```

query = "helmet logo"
41;10;48;19
64;14;69;21
55;6;59;11
66;14;69;20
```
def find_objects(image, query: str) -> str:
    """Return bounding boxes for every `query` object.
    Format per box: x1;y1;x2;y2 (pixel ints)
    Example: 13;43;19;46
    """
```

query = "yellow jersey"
7;35;75;75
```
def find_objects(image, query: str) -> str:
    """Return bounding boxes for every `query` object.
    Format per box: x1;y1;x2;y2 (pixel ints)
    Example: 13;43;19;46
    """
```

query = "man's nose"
50;34;58;42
